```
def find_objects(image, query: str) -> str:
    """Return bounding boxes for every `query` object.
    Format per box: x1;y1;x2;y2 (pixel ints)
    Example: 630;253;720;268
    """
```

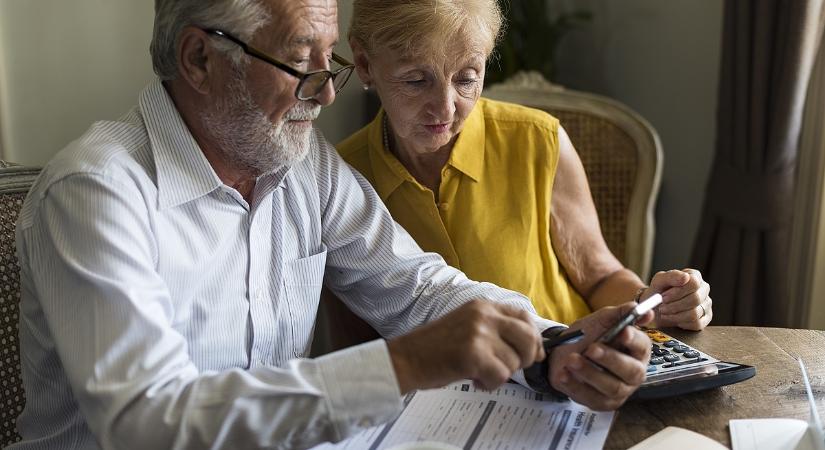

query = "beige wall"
552;0;724;274
0;0;363;166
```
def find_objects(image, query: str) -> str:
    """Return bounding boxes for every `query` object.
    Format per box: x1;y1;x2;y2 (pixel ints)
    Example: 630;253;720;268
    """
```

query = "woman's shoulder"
477;97;559;132
337;124;371;160
336;121;377;174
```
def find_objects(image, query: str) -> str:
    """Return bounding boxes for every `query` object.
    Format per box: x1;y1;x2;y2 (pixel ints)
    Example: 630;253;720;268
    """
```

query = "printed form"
313;381;614;450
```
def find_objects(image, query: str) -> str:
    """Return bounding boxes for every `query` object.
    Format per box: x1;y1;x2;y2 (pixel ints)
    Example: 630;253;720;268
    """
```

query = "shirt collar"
139;79;224;210
366;103;487;201
366;110;411;201
446;100;486;182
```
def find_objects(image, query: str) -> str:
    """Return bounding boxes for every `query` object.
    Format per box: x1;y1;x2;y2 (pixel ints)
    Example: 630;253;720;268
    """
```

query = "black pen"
542;329;585;353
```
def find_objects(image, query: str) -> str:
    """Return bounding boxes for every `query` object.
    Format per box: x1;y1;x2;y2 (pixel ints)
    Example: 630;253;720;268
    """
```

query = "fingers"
609;325;653;362
471;305;543;389
549;321;651;411
555;363;628;411
648;269;691;292
552;346;648;411
456;301;545;390
496;306;545;365
472;355;513;390
389;300;546;393
652;268;712;330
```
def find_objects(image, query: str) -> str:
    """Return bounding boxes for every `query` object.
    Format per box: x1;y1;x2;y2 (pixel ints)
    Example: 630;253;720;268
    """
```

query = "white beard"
201;70;321;175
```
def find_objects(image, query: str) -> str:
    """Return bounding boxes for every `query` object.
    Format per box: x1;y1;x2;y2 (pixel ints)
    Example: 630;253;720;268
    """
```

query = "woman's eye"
458;78;477;86
405;79;426;86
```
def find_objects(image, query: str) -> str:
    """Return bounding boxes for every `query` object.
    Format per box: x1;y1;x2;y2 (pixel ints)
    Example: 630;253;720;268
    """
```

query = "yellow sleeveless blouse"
337;98;590;323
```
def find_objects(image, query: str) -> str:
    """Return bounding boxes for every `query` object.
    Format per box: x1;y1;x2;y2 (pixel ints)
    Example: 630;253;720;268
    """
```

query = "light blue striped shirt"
12;80;557;449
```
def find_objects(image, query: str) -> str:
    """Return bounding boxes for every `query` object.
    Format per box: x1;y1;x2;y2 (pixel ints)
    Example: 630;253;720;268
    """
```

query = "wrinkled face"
203;0;339;173
367;35;487;156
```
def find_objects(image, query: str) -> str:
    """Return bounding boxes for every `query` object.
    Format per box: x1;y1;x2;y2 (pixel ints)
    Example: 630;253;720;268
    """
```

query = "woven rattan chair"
0;163;39;447
483;72;663;281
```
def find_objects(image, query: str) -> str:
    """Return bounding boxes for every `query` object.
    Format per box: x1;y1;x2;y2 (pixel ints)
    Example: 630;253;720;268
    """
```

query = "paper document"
313;380;614;450
629;426;727;449
730;359;825;450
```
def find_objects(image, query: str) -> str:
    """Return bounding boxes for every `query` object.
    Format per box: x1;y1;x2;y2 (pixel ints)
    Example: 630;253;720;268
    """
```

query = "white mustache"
285;103;321;121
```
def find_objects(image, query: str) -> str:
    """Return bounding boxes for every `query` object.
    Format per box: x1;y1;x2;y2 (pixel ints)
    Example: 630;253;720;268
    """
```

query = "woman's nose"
426;85;456;121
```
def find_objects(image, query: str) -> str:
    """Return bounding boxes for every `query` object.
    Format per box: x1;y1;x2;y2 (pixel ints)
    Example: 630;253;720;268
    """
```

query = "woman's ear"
177;26;218;94
349;38;372;86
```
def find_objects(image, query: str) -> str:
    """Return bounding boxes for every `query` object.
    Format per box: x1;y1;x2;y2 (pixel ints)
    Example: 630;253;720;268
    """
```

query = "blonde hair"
350;0;504;60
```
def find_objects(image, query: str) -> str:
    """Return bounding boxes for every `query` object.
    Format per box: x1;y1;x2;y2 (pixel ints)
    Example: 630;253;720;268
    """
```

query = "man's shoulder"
26;108;156;213
41;109;152;186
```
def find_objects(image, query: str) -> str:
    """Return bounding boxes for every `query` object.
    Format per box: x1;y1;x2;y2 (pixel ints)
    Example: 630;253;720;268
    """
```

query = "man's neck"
164;80;259;203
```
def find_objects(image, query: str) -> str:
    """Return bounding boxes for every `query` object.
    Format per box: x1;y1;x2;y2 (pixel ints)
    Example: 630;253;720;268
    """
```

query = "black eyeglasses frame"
205;28;355;101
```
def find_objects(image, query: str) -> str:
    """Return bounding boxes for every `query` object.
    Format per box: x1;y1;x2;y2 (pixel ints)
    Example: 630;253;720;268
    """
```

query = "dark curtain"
691;0;825;326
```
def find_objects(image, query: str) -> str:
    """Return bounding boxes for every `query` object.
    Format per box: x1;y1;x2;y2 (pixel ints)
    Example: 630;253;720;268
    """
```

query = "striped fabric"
10;80;557;449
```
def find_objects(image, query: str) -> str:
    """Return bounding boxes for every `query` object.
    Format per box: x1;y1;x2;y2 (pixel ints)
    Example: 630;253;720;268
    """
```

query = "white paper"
629;426;727;450
313;381;615;450
730;418;811;450
730;359;825;450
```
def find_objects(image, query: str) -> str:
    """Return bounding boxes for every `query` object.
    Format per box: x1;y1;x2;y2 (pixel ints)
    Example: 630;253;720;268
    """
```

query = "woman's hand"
644;269;712;330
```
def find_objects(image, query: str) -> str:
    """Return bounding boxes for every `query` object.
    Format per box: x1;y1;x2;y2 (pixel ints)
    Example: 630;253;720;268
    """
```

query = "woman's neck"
384;119;454;201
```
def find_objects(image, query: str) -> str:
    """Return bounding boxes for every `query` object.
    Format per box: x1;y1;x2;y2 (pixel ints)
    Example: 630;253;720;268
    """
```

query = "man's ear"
349;38;372;86
177;27;218;94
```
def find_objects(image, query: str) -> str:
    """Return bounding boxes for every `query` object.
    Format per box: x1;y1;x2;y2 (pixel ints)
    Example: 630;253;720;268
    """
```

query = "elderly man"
11;0;653;448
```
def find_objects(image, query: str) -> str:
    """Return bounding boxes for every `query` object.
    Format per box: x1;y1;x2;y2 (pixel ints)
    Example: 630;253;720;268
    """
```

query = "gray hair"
150;0;271;80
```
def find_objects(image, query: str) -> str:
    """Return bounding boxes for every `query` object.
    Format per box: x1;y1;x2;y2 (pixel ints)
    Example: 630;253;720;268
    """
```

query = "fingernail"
559;372;569;384
589;346;604;360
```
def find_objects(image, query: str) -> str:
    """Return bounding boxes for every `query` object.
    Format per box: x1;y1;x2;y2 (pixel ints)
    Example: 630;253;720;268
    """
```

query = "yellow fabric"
337;98;590;323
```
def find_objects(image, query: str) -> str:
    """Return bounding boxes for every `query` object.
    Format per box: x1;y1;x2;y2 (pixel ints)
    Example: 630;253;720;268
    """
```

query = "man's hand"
387;300;545;394
646;269;712;330
549;303;652;411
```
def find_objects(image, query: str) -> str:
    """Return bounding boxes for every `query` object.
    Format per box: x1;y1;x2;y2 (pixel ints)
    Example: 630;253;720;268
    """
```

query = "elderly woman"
337;0;713;330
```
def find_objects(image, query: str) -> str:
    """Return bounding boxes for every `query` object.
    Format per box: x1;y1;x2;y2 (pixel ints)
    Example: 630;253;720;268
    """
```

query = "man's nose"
312;78;336;107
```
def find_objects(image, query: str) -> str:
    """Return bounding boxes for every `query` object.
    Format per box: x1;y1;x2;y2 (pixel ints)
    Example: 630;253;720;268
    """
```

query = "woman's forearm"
584;268;646;311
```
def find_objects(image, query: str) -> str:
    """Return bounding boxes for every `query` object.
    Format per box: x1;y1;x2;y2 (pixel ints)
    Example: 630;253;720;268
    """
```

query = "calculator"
630;328;756;400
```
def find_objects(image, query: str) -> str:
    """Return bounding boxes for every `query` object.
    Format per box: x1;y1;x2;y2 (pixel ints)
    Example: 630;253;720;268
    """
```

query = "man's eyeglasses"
205;29;355;101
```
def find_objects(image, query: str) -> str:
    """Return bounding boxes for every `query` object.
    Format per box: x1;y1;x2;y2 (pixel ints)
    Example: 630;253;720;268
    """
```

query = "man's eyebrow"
289;35;340;49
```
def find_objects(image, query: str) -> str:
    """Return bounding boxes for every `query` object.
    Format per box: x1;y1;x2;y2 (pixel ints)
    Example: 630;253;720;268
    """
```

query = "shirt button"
438;203;449;211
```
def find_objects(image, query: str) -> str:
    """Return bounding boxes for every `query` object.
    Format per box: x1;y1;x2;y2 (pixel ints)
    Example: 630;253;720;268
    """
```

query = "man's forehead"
266;0;339;47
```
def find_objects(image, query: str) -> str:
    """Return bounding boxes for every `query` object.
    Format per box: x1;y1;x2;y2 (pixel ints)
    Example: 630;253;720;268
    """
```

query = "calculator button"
673;345;690;353
646;331;671;343
663;340;680;348
650;357;665;365
683;350;700;358
663;354;680;362
646;365;657;372
652;347;669;357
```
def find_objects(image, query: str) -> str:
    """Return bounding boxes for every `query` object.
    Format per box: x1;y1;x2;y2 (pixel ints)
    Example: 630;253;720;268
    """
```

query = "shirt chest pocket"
283;247;327;357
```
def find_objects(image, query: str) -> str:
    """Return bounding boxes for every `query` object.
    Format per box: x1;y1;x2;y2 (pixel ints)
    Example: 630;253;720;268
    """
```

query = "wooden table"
605;326;825;449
